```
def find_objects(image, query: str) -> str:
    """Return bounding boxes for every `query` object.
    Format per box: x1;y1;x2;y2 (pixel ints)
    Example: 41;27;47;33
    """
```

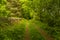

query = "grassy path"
24;20;54;40
32;23;54;40
24;21;30;40
0;18;54;40
29;23;45;40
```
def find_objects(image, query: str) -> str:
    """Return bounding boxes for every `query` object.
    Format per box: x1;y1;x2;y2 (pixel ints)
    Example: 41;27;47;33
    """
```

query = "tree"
0;0;8;17
6;0;22;17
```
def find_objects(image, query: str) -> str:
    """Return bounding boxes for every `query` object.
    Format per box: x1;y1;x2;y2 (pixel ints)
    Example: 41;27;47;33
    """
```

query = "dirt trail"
32;23;54;40
24;22;30;40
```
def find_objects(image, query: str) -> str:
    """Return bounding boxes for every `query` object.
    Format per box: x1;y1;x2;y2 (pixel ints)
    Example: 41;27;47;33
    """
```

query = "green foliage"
0;0;60;40
0;23;25;40
0;0;8;17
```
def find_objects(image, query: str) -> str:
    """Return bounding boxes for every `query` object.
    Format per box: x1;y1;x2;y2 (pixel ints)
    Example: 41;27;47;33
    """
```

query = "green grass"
0;21;25;40
29;20;60;40
0;19;59;40
29;22;45;40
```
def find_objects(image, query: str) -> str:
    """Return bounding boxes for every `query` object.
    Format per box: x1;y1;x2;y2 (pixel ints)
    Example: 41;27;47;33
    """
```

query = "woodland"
0;0;60;40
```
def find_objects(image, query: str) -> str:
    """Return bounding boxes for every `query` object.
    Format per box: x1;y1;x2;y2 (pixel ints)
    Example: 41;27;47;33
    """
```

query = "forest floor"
32;23;54;40
24;21;30;40
24;20;54;40
0;18;54;40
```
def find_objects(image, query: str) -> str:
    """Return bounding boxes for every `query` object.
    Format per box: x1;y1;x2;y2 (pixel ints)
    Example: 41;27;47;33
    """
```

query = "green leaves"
0;0;60;40
0;0;8;17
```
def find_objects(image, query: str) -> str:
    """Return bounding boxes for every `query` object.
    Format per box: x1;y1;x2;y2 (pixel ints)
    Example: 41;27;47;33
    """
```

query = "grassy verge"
0;20;26;40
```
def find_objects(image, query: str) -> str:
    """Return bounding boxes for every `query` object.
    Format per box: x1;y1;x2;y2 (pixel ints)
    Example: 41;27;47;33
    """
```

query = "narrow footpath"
24;21;30;40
